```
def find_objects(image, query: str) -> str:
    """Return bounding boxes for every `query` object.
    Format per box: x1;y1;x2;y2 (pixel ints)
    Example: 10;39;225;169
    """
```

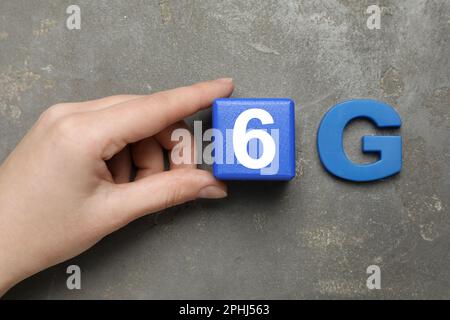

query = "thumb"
104;168;227;229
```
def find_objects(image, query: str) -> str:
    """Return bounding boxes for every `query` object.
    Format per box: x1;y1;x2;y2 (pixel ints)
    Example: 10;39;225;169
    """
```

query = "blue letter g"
317;99;402;182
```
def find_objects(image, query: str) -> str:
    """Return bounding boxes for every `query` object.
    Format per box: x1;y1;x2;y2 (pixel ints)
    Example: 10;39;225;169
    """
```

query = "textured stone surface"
1;0;449;299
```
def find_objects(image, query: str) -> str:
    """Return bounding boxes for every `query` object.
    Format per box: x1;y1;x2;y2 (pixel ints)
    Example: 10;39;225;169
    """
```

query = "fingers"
131;121;194;181
73;95;143;113
131;137;164;180
102;169;227;230
89;78;234;159
42;95;144;122
106;146;132;183
154;121;196;170
131;120;194;181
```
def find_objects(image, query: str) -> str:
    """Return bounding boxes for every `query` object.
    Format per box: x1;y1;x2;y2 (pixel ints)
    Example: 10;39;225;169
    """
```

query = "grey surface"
1;0;449;299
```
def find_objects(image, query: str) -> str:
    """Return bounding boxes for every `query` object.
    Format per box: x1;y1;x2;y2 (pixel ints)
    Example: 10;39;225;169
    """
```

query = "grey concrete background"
0;0;449;299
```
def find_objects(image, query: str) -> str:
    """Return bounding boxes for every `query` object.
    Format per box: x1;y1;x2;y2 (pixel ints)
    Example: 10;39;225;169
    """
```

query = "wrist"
0;239;31;296
0;218;27;296
0;191;29;296
0;259;19;297
0;236;32;297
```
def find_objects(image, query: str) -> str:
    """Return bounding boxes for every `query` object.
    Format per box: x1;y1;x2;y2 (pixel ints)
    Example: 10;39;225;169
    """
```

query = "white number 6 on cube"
232;108;276;169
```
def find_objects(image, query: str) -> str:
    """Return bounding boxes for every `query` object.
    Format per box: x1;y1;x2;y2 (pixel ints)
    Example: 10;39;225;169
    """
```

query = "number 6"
233;108;276;169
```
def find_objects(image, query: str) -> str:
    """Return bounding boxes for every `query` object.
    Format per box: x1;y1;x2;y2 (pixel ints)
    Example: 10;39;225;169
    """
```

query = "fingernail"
198;186;228;199
215;77;233;84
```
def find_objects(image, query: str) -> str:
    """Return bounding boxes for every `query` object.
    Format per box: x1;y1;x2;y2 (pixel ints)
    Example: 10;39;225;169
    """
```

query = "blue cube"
212;98;295;180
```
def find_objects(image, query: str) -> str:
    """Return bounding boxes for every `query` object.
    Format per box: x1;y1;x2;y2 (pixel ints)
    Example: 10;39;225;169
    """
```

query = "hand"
0;78;233;295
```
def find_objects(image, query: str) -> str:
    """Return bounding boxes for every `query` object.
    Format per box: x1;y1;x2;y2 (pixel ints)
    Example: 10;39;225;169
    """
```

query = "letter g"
317;99;402;182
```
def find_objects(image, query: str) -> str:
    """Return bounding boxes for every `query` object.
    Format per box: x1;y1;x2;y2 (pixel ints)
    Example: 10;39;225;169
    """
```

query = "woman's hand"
0;78;233;295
